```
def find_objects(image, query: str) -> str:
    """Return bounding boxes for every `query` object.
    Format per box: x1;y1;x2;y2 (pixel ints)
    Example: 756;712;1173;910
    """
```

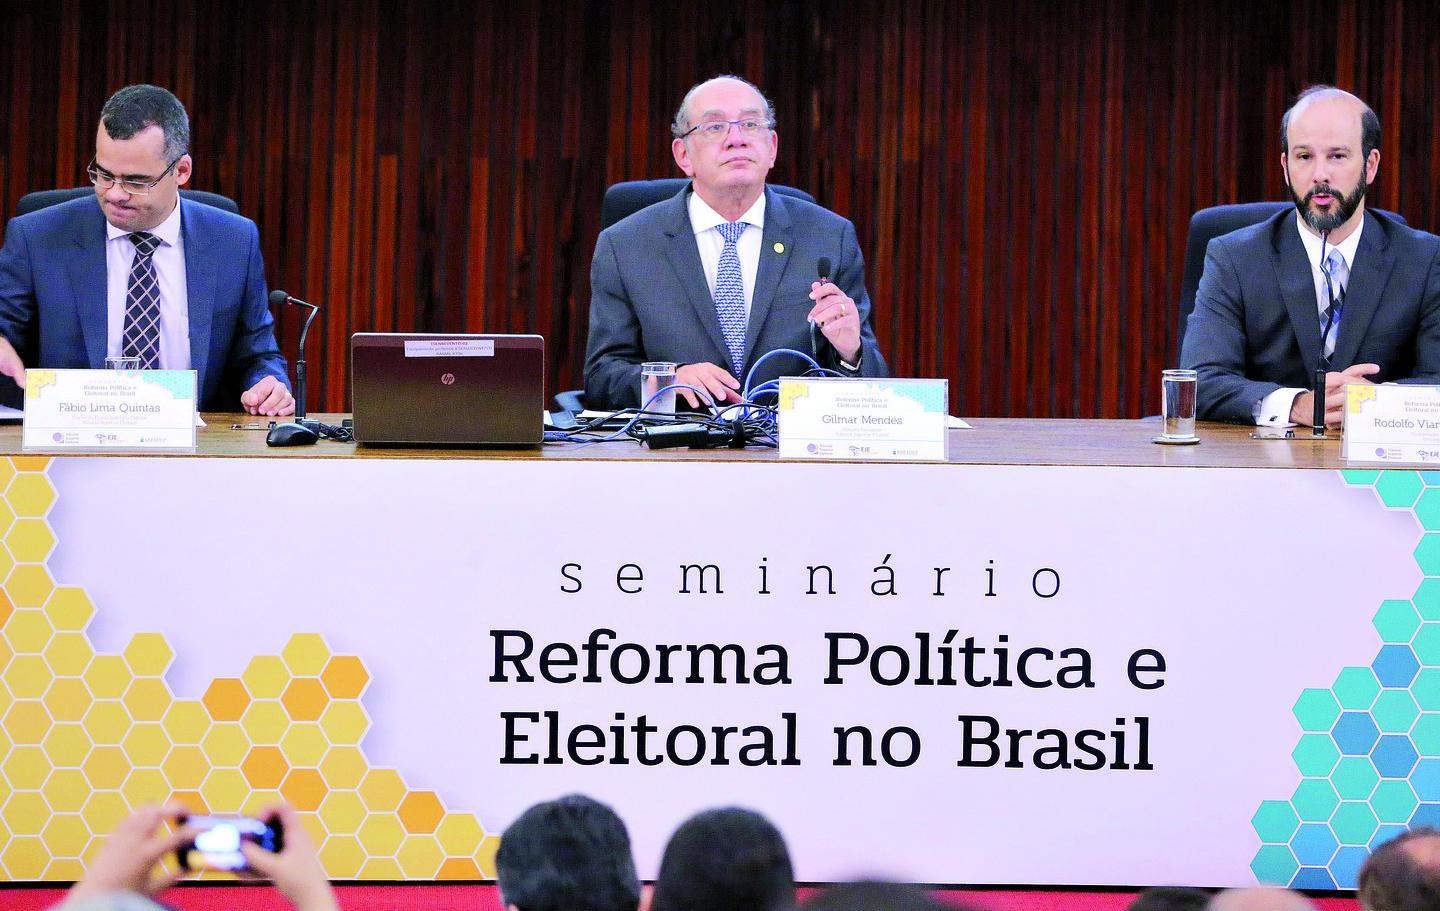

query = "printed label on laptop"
404;339;494;358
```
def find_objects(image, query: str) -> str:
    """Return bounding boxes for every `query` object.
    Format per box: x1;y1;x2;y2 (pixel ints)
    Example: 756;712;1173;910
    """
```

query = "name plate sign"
23;369;198;451
776;376;949;461
1342;382;1440;464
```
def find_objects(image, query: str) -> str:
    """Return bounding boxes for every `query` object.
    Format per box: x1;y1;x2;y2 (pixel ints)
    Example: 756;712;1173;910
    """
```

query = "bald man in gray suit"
584;76;887;410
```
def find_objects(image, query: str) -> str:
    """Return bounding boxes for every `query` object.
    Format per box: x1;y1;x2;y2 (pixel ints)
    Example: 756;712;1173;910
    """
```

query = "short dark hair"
651;807;794;911
1280;85;1380;161
100;84;190;160
1128;887;1214;911
495;794;640;911
1359;827;1440;911
804;881;978;911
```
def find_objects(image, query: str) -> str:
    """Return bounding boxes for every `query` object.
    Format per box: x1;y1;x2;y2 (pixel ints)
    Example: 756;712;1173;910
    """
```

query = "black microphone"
810;258;833;358
269;289;319;420
1314;231;1330;435
266;290;322;448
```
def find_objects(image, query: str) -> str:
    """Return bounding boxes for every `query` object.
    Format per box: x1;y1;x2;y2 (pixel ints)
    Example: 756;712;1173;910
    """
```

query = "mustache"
1305;184;1339;203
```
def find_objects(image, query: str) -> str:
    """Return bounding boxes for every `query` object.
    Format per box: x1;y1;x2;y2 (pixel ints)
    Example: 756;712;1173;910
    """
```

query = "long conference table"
0;417;1415;899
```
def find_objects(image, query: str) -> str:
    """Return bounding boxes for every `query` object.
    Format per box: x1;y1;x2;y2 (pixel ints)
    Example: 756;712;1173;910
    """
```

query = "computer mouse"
265;422;320;447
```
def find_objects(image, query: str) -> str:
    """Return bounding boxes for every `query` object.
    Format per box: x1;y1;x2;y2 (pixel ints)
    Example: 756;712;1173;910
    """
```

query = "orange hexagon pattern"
0;458;499;880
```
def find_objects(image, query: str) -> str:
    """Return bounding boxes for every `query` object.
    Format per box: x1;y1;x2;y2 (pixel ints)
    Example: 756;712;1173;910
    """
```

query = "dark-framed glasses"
86;157;181;196
679;118;774;142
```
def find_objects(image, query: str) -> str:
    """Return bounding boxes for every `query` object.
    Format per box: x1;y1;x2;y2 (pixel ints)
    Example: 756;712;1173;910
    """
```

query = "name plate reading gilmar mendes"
776;377;949;462
22;369;198;451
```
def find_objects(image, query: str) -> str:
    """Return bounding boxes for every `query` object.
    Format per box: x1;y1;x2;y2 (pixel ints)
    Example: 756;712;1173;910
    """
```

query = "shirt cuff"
838;352;862;373
1255;387;1304;427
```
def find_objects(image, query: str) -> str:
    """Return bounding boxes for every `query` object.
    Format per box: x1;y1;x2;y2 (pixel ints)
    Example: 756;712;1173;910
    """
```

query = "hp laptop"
351;333;544;446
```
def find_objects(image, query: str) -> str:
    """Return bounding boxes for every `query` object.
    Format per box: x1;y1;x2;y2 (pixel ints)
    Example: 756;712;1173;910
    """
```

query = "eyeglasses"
679;118;774;143
87;157;181;196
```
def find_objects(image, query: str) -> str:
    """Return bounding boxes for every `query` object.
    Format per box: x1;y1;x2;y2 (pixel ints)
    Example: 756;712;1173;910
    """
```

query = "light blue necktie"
713;221;749;373
1320;247;1348;364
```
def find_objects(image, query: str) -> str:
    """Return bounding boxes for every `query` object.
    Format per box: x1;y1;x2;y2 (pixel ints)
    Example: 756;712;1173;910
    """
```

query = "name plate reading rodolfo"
23;369;198;451
1342;383;1440;464
776;377;949;462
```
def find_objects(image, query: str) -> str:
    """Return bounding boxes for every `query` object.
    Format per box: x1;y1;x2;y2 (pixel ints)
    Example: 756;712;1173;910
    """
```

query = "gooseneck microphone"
810;257;834;359
265;290;323;447
269;289;319;420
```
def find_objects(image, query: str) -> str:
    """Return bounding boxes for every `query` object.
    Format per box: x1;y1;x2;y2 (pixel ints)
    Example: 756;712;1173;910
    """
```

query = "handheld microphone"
268;290;319;420
266;290;323;448
810;257;833;358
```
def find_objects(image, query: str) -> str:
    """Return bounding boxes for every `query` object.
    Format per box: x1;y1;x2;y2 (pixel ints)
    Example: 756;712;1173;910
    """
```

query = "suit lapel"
1270;216;1323;377
65;203;109;369
746;186;794;370
181;200;215;396
1330;214;1394;370
661;187;730;359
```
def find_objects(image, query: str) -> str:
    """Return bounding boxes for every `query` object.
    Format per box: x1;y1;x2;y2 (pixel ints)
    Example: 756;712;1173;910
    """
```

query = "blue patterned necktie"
1320;247;1348;365
713;221;749;373
121;232;162;368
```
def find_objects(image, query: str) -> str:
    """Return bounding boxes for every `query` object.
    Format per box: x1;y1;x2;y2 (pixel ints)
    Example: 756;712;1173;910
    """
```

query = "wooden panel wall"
2;0;1438;417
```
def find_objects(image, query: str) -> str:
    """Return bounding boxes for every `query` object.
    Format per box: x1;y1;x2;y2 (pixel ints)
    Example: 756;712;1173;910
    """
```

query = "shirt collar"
106;196;183;247
1296;209;1364;272
688;189;767;235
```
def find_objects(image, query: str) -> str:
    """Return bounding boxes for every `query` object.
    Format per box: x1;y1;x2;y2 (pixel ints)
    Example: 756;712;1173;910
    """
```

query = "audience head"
93;84;193;233
1127;886;1213;911
651;806;795;911
1359;827;1440;911
1207;887;1315;911
804;881;977;911
495;793;640;911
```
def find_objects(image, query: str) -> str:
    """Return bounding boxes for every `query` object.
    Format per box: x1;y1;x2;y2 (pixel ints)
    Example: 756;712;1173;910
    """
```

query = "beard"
1289;172;1368;234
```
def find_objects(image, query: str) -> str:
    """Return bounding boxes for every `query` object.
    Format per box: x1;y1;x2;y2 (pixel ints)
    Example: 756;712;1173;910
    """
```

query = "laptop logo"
441;373;456;385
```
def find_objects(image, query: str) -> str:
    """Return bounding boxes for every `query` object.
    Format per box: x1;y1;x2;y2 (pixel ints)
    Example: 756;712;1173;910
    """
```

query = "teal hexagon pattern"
1254;470;1440;888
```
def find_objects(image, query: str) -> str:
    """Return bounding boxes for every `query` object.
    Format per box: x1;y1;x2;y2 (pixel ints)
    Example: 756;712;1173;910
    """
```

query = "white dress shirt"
1254;212;1365;426
688;190;767;322
105;198;192;369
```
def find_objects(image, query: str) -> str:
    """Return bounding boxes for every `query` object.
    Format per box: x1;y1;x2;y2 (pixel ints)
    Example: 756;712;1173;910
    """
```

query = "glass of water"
1160;369;1198;440
105;356;141;371
640;362;678;415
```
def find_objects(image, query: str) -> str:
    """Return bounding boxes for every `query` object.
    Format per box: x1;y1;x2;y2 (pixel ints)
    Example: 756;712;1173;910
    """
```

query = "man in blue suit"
584;76;888;409
1182;86;1440;428
0;84;293;415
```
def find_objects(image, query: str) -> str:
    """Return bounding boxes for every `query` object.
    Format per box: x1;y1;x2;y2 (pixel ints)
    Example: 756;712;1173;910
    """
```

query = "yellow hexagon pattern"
0;460;496;881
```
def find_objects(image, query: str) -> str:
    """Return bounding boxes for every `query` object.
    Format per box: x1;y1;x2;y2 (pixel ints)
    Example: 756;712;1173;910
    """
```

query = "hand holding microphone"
808;256;862;364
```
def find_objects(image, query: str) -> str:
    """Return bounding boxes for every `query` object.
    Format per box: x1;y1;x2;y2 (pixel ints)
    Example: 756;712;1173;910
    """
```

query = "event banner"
0;456;1432;889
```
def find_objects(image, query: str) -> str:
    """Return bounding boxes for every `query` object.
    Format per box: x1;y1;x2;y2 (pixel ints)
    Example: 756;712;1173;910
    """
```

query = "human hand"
240;375;295;416
66;803;193;905
1289;363;1380;427
807;281;861;363
0;335;27;387
239;804;339;911
674;362;742;409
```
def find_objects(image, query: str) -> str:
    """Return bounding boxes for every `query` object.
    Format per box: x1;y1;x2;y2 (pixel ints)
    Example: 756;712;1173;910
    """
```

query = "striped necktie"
1319;247;1348;367
121;232;163;368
